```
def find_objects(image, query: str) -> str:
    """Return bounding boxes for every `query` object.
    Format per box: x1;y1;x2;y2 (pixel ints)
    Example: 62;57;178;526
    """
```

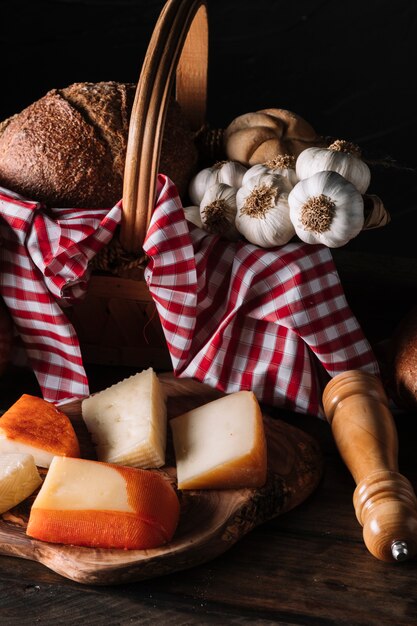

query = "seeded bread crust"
0;81;197;208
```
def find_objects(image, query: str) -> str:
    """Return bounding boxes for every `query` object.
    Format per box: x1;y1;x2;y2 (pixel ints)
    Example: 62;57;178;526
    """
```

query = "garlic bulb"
235;173;296;248
189;161;247;205
183;205;203;228
295;140;371;194
288;170;364;247
200;183;240;240
242;155;298;188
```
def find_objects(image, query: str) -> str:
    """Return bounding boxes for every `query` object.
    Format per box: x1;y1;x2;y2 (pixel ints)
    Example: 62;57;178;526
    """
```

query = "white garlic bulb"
242;155;298;188
189;161;247;205
295;140;371;194
235;173;296;248
200;182;240;240
288;170;364;247
183;205;203;228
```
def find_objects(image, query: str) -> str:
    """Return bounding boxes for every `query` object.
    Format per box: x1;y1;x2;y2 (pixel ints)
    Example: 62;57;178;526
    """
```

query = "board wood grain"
0;373;323;585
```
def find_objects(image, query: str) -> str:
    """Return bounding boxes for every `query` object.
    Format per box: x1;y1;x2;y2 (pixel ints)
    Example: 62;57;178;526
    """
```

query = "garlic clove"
188;160;247;206
242;164;270;186
183;205;203;228
243;161;296;191
244;171;293;195
216;160;247;188
264;154;298;187
188;166;217;206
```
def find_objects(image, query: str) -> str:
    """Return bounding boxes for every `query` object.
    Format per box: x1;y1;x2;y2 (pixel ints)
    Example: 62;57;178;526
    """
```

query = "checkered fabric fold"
0;176;379;415
144;175;379;416
0;186;122;402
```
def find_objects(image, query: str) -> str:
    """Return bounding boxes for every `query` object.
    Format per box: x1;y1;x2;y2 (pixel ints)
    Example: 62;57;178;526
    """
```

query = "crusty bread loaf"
0;81;198;208
392;306;417;410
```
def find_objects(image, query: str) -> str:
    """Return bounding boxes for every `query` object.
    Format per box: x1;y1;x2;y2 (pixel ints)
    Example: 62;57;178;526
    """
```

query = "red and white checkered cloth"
0;186;122;402
144;175;380;416
0;175;379;415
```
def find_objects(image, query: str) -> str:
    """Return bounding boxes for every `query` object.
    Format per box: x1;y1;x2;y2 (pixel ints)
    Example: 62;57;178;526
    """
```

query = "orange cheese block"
26;456;180;550
0;394;80;467
170;390;268;490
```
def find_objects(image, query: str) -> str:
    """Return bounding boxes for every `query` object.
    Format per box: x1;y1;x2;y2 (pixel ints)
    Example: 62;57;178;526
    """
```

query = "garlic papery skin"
288;170;364;247
235;173;296;248
189;167;216;205
295;140;371;194
265;155;299;187
216;160;247;187
242;155;298;189
183;205;203;228
189;161;247;205
200;182;240;240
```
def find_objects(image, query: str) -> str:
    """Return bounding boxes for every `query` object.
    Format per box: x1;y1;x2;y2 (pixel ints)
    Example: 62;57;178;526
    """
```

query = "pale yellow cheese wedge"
26;456;180;550
0;453;42;514
81;368;167;468
170;390;268;490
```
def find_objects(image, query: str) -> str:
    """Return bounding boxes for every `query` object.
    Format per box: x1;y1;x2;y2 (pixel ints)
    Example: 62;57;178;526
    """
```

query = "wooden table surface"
1;365;417;626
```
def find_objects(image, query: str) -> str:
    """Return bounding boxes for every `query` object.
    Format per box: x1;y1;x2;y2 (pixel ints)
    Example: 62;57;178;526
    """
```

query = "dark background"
1;0;416;258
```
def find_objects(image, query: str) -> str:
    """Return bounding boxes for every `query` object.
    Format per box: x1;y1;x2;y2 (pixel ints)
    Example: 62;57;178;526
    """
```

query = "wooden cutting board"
0;374;323;585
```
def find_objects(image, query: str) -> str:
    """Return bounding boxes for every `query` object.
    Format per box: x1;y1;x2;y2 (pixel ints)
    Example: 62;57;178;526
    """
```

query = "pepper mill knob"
322;370;417;562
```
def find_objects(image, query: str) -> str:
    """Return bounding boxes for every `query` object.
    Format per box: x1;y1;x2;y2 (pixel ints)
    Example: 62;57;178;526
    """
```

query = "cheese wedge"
81;368;167;468
0;394;80;468
26;456;180;550
0;453;42;514
170;390;268;490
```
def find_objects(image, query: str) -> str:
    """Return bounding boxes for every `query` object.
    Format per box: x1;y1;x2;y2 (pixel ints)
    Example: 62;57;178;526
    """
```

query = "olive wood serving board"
0;374;323;585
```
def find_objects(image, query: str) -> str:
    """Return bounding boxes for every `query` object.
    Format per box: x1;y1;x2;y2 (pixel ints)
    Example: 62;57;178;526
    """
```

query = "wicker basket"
67;0;209;371
66;0;390;372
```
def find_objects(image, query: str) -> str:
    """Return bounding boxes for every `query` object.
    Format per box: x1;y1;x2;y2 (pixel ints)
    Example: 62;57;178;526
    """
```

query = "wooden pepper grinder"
322;369;417;562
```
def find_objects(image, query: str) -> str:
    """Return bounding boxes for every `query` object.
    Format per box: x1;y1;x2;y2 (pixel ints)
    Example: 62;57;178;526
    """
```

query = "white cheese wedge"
81;368;167;468
0;453;42;514
170;390;268;490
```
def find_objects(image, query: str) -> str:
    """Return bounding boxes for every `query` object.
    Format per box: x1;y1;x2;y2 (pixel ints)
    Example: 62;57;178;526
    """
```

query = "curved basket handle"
121;0;208;253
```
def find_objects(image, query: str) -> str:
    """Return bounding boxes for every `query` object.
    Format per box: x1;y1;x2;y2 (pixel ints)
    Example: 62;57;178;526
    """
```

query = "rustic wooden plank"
2;365;417;624
2;515;417;626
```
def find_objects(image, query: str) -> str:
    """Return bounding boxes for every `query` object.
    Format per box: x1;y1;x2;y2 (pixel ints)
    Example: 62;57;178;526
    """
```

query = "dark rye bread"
0;81;198;208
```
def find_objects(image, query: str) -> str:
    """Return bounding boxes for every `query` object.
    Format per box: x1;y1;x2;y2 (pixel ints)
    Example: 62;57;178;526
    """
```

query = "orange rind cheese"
0;394;80;467
26;456;180;550
170;390;267;490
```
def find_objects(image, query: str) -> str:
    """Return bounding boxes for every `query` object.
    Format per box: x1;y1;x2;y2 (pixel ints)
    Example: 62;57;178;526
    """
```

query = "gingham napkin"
0;186;122;402
0;176;379;415
144;175;379;416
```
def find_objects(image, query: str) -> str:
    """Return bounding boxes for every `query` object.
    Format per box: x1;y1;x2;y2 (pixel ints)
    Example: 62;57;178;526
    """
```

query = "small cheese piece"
0;453;42;514
0;394;80;468
170;390;267;490
81;368;167;468
26;456;180;550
